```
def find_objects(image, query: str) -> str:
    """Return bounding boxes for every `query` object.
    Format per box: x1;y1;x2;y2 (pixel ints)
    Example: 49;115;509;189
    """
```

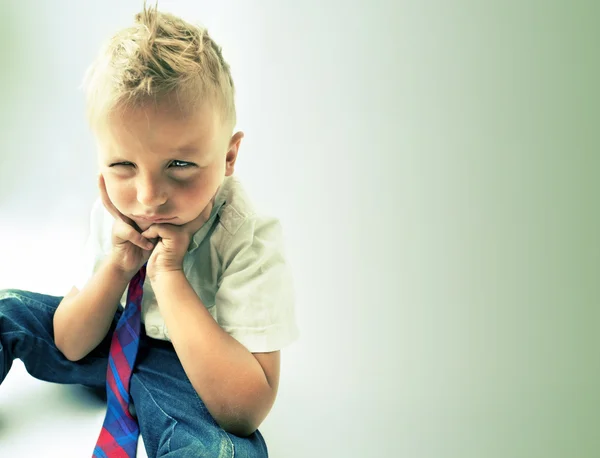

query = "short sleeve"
214;215;299;353
73;198;112;291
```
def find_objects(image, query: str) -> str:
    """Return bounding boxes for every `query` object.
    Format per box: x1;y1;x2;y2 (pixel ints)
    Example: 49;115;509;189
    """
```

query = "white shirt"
74;175;299;353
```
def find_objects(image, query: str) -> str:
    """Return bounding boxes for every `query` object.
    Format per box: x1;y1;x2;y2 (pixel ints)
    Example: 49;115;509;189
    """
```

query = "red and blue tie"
93;265;146;457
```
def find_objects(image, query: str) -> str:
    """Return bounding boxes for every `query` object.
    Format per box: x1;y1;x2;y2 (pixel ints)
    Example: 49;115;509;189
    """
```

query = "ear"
225;131;244;177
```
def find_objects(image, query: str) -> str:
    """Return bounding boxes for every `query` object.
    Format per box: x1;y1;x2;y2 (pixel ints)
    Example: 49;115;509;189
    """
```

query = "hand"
140;201;213;282
99;174;154;277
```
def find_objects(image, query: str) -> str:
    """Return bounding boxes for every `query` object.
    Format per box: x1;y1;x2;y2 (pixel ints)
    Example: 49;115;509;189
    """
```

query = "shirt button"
148;325;159;337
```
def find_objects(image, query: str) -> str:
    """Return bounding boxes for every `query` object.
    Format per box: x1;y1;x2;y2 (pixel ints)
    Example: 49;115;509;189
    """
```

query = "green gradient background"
362;2;599;457
0;1;598;457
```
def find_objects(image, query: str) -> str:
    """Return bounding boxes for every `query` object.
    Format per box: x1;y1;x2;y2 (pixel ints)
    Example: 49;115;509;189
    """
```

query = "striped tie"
93;265;146;457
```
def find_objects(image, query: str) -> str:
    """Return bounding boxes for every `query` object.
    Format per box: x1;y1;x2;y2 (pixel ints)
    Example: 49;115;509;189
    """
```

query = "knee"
0;289;26;313
161;424;235;458
164;429;268;458
0;289;22;299
0;289;33;301
0;290;59;329
0;290;29;332
0;289;41;312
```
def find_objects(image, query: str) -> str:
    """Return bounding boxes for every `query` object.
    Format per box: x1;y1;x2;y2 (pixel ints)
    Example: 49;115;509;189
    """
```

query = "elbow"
194;371;276;437
213;389;275;437
52;288;92;362
53;315;85;362
217;415;259;437
53;332;83;362
58;345;85;363
209;396;265;437
230;424;259;438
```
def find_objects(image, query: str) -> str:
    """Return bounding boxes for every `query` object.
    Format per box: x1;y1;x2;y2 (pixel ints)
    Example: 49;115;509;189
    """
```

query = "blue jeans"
0;289;268;457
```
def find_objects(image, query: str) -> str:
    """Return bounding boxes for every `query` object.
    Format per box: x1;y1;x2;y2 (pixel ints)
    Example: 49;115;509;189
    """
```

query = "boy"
0;3;298;457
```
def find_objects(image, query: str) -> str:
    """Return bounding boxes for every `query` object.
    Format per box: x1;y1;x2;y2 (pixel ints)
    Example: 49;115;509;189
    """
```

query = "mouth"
133;215;176;224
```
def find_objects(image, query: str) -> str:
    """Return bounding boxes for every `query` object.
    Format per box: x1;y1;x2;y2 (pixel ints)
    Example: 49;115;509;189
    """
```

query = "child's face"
97;100;240;231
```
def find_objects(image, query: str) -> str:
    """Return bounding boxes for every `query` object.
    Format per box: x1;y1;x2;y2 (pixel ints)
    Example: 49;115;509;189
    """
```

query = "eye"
170;160;195;169
109;161;135;168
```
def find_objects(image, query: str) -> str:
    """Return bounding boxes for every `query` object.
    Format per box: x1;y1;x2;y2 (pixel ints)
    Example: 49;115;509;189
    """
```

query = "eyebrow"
103;139;209;161
174;146;201;156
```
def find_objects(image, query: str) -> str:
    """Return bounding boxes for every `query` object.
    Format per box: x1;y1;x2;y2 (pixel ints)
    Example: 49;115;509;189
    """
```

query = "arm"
53;256;133;361
152;270;279;437
54;174;154;362
139;204;289;436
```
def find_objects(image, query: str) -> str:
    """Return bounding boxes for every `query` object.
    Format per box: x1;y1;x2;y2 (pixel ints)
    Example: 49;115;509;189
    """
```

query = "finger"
141;224;171;240
98;174;137;228
114;220;155;250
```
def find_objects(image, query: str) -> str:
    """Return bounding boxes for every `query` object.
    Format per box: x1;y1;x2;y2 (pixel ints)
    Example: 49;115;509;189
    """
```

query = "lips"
134;215;176;223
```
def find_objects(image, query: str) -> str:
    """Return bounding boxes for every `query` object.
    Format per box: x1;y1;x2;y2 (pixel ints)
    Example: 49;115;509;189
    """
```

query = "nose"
137;174;168;208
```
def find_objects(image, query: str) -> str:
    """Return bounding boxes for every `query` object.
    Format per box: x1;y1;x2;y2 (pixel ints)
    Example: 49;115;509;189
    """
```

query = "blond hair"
83;2;236;132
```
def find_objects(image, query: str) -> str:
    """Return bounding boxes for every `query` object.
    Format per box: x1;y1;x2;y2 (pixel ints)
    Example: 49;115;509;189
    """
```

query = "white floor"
0;361;146;457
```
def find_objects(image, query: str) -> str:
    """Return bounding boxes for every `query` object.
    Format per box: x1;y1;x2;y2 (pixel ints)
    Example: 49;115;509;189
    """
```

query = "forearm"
152;271;274;436
53;256;131;361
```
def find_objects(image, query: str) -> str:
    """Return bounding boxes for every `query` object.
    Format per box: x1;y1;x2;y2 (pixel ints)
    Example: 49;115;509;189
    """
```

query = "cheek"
173;176;216;204
105;178;134;209
176;174;206;194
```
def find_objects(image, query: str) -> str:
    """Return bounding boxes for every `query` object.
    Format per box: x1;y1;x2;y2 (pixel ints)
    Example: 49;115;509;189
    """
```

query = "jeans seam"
135;374;178;454
190;389;234;457
166;423;176;454
2;291;59;314
3;331;56;352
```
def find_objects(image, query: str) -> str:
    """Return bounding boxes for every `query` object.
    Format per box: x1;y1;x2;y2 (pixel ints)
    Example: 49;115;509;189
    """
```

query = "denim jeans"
0;289;268;457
